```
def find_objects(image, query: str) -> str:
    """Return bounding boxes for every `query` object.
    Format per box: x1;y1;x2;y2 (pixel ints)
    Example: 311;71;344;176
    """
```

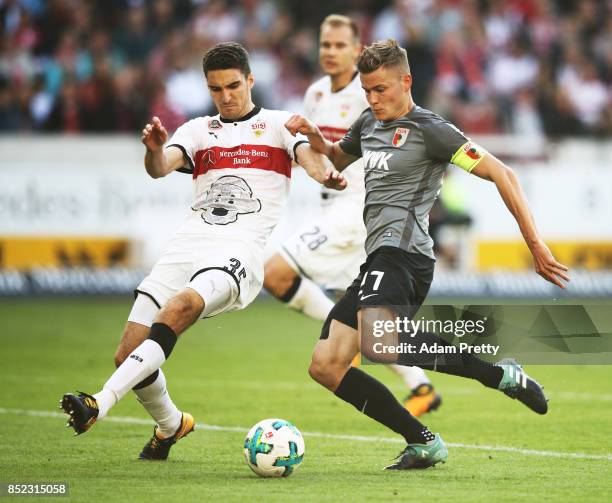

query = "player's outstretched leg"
496;358;548;414
391;331;548;415
61;288;204;435
310;318;447;469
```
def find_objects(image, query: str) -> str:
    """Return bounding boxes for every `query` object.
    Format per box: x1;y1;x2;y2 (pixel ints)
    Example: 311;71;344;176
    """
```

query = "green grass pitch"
1;298;611;502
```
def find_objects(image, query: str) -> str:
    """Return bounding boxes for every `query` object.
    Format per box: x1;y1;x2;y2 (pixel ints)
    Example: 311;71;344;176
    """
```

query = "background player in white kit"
59;42;346;460
263;15;441;417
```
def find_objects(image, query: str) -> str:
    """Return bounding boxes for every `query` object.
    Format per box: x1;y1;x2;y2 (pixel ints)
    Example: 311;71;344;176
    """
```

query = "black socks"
334;367;433;444
396;331;503;388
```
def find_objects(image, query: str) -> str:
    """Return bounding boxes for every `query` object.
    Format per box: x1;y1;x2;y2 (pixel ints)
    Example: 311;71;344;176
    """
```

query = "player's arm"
471;154;570;289
294;143;347;191
285;114;358;172
141;117;185;179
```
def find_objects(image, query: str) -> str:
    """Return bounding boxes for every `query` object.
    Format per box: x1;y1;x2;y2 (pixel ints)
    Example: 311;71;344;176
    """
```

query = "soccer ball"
243;418;305;477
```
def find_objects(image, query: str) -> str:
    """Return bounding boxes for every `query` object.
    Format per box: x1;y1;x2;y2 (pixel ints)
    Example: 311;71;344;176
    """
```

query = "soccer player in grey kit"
285;39;570;470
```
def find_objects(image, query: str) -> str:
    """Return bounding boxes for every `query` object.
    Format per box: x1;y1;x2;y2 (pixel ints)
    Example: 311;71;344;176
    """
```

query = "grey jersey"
339;105;484;259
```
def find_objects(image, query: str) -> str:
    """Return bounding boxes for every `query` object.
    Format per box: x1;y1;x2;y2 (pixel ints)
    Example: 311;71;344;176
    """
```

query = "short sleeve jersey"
167;107;308;251
339;105;486;258
303;73;369;201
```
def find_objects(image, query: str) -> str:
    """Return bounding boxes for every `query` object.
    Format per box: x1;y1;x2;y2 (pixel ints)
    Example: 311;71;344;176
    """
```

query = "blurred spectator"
77;54;117;131
192;0;241;47
511;87;544;137
147;76;185;133
0;0;608;137
488;38;539;99
488;37;540;129
163;31;211;119
44;77;80;132
29;72;52;126
114;5;155;64
244;26;281;108
559;61;609;134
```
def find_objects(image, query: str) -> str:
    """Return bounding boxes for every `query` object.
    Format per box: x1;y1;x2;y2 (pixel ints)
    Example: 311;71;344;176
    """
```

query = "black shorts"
320;246;435;339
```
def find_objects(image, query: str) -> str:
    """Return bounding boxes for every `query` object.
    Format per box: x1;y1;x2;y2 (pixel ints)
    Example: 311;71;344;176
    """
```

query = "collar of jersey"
219;106;261;123
376;104;419;127
331;71;359;94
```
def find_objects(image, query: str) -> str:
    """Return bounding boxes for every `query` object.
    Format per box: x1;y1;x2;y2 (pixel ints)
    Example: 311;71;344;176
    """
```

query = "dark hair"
320;14;360;43
357;39;410;74
202;42;251;77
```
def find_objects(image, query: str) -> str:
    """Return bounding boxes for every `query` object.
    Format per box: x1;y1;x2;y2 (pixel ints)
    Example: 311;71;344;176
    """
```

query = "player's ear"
247;73;255;89
402;73;412;93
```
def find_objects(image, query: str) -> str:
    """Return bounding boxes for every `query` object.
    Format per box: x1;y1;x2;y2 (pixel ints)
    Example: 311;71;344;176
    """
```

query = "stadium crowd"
0;0;610;137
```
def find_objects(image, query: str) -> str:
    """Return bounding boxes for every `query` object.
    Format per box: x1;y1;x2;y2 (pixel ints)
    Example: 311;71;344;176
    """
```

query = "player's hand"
141;116;168;152
285;114;320;137
530;240;570;289
323;167;347;191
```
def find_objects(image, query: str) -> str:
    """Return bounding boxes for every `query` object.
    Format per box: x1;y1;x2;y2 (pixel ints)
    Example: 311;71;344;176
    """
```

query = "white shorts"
135;231;263;320
279;200;367;291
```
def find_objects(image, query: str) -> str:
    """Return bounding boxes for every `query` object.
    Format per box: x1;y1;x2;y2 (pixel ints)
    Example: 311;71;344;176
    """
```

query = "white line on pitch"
1;406;611;462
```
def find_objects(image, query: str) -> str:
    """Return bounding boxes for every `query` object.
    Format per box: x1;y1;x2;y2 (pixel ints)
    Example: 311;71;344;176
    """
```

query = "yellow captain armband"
450;141;487;172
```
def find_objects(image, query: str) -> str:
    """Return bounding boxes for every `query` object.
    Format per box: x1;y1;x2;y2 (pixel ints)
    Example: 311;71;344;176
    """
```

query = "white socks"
133;369;182;438
389;365;431;390
94;339;166;419
288;277;334;321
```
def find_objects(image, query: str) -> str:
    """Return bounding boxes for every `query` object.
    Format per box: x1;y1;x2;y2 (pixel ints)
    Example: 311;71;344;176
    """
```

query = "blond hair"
320;14;360;43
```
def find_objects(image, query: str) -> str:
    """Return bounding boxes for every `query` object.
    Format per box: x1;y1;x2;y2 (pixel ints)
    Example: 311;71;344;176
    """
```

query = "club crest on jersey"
251;120;266;137
340;103;351;118
392;127;409;147
314;91;323;102
208;119;222;130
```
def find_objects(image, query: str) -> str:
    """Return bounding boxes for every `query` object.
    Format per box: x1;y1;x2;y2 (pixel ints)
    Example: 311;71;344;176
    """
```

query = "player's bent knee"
188;269;237;318
308;358;346;390
156;290;205;333
308;343;350;389
308;358;333;386
263;254;298;299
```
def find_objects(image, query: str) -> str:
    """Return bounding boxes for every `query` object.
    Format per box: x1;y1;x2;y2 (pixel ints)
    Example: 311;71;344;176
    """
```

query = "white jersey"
303;73;369;202
167;107;307;251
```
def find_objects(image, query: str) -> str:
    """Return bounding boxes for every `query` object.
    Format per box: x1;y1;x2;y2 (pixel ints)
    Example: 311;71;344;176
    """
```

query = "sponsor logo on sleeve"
392;127;409;147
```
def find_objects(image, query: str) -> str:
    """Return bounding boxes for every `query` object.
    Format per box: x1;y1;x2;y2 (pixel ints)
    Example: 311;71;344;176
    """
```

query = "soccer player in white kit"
263;15;441;417
60;42;346;460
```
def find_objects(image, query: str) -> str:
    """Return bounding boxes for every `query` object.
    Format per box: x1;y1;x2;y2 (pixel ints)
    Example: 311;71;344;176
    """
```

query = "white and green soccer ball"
243;418;305;477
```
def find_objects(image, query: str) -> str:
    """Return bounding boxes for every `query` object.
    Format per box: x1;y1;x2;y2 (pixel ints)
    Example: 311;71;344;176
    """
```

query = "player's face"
206;69;255;120
319;25;360;77
360;65;412;121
